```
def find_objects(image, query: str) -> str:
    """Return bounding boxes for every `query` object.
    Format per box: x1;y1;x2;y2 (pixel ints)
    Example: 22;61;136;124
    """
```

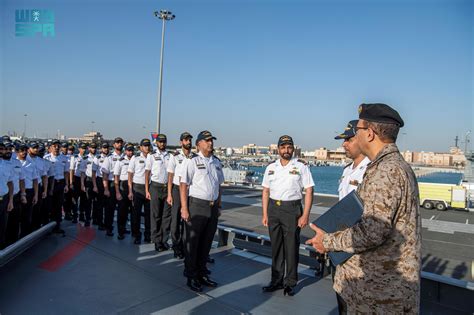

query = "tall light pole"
154;9;175;134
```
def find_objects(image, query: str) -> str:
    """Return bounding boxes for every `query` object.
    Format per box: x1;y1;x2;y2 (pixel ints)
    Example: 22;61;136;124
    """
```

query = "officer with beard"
0;142;14;249
261;135;314;296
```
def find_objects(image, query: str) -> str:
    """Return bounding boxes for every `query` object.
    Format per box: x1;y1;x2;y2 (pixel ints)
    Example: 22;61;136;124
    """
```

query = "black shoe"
174;251;184;259
117;234;125;240
206;256;215;264
72;218;78;224
84;221;91;227
155;243;169;252
199;276;218;287
262;283;284;292
134;238;141;245
124;229;131;234
106;230;114;237
144;237;151;243
187;278;203;292
98;225;106;231
283;286;296;296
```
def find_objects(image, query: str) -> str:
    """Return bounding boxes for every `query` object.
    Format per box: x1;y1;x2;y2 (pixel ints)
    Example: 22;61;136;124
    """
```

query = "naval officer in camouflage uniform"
306;103;421;314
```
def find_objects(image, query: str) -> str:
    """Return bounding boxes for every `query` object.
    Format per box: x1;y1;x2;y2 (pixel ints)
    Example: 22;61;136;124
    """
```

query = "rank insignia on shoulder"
297;159;308;165
268;170;275;175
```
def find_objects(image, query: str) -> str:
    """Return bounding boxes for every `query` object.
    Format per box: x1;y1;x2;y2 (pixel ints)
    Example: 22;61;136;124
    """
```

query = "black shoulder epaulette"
172;150;180;156
119;157;125;161
297;159;308;165
343;162;353;170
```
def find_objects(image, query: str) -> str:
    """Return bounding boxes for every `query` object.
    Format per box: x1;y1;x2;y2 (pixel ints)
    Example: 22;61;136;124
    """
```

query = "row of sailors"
0;130;224;292
0;132;220;266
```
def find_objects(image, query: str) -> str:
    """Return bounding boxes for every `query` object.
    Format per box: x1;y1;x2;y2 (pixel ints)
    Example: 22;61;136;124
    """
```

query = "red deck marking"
39;225;96;272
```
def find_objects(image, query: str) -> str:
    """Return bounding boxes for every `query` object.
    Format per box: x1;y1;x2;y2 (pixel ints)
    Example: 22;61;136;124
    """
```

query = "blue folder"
313;190;364;266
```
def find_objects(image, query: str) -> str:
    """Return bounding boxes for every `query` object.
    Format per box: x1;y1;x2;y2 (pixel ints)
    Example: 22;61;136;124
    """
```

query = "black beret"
358;103;404;127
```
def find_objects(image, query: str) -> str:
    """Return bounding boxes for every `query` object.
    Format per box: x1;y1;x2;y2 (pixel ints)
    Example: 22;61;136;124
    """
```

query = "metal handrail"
217;223;474;291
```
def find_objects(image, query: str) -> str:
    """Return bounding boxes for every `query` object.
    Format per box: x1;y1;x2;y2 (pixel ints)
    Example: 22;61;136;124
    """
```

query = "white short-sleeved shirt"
181;153;224;201
29;155;47;181
128;153;148;185
8;158;24;195
167;150;196;186
44;153;69;180
93;154;109;178
145;150;170;184
262;158;315;201
101;151;123;181
70;154;88;178
85;153;97;178
114;155;132;181
0;160;13;196
18;157;38;189
338;157;370;200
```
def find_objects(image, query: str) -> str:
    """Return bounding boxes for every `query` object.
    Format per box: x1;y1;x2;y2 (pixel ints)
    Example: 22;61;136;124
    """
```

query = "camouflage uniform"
323;143;421;314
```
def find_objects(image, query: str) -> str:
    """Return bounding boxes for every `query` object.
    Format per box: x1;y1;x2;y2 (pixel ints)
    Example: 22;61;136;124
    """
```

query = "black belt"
151;181;167;188
189;196;217;207
269;198;301;207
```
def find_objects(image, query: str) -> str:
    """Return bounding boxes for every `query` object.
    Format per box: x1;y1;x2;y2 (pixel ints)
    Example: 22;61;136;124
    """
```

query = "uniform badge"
268;170;274;175
276;200;281;206
349;180;359;186
139;160;145;164
289;168;300;175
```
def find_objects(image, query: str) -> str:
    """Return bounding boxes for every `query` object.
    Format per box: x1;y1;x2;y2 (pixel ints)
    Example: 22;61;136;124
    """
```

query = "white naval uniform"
18;157;38;190
7;158;25;195
85;153;97;178
93;154;109;179
145;150;170;184
114;155;132;181
0;160;13;197
101;151;123;181
167;150;195;186
337;157;370;200
128;153;148;185
181;152;225;202
44;153;69;180
70;154;88;178
262;158;315;201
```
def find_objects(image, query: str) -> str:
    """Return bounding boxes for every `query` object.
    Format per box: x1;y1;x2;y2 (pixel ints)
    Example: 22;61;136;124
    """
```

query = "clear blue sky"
1;0;472;152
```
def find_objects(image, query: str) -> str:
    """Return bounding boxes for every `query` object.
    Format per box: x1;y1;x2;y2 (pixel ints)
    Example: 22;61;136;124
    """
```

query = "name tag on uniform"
154;156;161;161
100;159;104;163
113;158;118;161
197;163;206;169
268;170;274;175
178;160;183;164
289;168;300;175
124;163;129;166
349;180;359;186
139;160;145;164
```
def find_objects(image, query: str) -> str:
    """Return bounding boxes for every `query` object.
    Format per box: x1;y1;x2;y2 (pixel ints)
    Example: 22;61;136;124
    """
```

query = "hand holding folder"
306;190;364;265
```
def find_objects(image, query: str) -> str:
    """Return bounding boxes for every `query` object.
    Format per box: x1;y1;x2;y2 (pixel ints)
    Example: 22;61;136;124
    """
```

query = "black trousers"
132;183;150;240
150;182;172;245
95;177;105;227
170;184;184;251
72;176;88;221
84;177;96;224
31;184;43;231
63;182;74;219
5;193;21;245
19;188;34;238
41;177;54;226
51;179;65;226
183;197;219;279
118;181;133;235
0;194;9;250
104;180;117;232
267;199;302;287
